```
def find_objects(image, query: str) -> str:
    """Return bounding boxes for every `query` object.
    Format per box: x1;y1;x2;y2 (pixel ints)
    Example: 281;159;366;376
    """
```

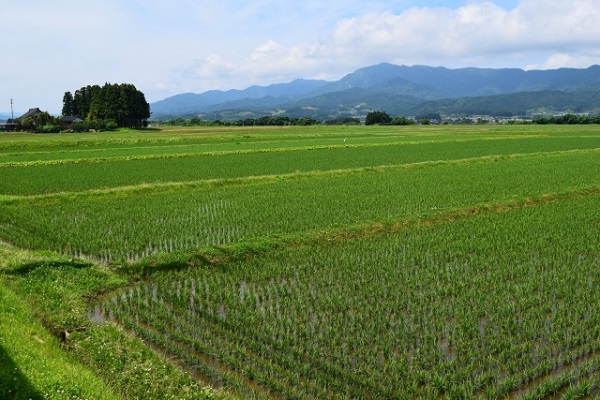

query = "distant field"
1;124;599;399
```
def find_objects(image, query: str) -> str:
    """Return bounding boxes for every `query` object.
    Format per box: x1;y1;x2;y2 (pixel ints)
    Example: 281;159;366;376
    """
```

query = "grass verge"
0;245;232;400
0;284;119;400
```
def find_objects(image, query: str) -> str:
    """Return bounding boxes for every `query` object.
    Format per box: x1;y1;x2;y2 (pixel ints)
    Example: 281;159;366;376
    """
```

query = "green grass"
0;284;120;400
0;245;229;400
0;246;120;400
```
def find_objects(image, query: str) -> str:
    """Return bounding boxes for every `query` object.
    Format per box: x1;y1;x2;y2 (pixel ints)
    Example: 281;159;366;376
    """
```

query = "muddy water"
504;349;599;399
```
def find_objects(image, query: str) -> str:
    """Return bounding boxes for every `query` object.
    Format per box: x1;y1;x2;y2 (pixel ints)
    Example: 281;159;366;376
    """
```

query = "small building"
62;115;83;130
1;108;44;131
0;121;18;131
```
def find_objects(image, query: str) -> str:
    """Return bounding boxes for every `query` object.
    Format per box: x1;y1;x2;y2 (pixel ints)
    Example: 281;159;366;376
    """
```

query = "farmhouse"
0;108;43;131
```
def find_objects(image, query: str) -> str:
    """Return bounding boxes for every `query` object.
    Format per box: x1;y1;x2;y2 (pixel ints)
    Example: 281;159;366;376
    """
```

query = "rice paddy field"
0;124;599;399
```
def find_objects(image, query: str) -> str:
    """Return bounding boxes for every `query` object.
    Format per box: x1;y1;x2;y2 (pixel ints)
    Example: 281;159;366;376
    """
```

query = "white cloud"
3;0;600;111
180;0;600;95
185;40;345;92
330;0;600;64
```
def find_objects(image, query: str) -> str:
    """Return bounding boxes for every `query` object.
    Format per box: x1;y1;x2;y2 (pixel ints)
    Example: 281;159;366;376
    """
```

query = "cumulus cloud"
4;0;600;110
184;0;600;92
186;40;345;91
331;0;600;65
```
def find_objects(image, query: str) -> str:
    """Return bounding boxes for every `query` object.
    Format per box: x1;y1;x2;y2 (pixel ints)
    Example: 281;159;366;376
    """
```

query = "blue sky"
2;0;599;114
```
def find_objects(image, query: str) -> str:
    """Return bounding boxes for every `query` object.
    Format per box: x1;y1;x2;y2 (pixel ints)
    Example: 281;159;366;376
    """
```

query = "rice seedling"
1;124;599;399
99;195;600;399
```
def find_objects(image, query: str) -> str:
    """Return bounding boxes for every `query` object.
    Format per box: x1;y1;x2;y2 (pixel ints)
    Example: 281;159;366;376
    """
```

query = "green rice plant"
1;149;598;263
99;195;600;399
2;125;599;399
1;132;599;196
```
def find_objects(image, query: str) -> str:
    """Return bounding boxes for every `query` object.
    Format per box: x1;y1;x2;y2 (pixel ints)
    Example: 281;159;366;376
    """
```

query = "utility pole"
10;99;14;120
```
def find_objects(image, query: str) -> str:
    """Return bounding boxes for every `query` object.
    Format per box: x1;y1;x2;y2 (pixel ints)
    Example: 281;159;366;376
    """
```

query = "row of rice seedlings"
0;124;412;153
127;262;592;396
6;197;242;264
102;277;596;399
104;281;348;399
115;307;270;399
557;362;600;399
517;355;600;399
98;195;600;398
270;198;592;392
4;132;593;166
2;149;599;262
166;278;356;397
2;131;599;196
89;224;241;263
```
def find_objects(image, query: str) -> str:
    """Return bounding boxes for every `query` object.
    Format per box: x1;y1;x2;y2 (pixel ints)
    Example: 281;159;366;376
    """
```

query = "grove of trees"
63;83;150;129
158;115;321;127
365;111;392;125
365;111;417;126
532;114;600;124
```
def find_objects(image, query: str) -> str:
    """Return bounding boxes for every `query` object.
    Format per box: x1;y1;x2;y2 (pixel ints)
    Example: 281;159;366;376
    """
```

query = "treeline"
158;115;321;127
365;111;419;125
63;83;150;129
155;113;430;127
155;114;404;126
532;114;600;124
152;111;600;127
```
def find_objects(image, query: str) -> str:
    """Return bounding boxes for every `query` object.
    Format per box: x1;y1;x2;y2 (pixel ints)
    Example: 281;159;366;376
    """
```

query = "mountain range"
150;63;600;120
0;113;13;121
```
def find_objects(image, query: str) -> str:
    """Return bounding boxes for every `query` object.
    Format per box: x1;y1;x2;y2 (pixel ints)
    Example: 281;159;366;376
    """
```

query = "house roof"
62;116;83;123
18;108;43;119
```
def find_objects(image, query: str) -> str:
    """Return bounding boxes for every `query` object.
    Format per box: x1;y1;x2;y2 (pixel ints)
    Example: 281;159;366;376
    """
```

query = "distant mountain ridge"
151;79;329;117
150;63;600;120
0;112;13;121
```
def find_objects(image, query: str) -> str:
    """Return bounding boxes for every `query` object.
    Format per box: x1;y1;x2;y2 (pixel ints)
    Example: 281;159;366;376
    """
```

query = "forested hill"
150;64;600;120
